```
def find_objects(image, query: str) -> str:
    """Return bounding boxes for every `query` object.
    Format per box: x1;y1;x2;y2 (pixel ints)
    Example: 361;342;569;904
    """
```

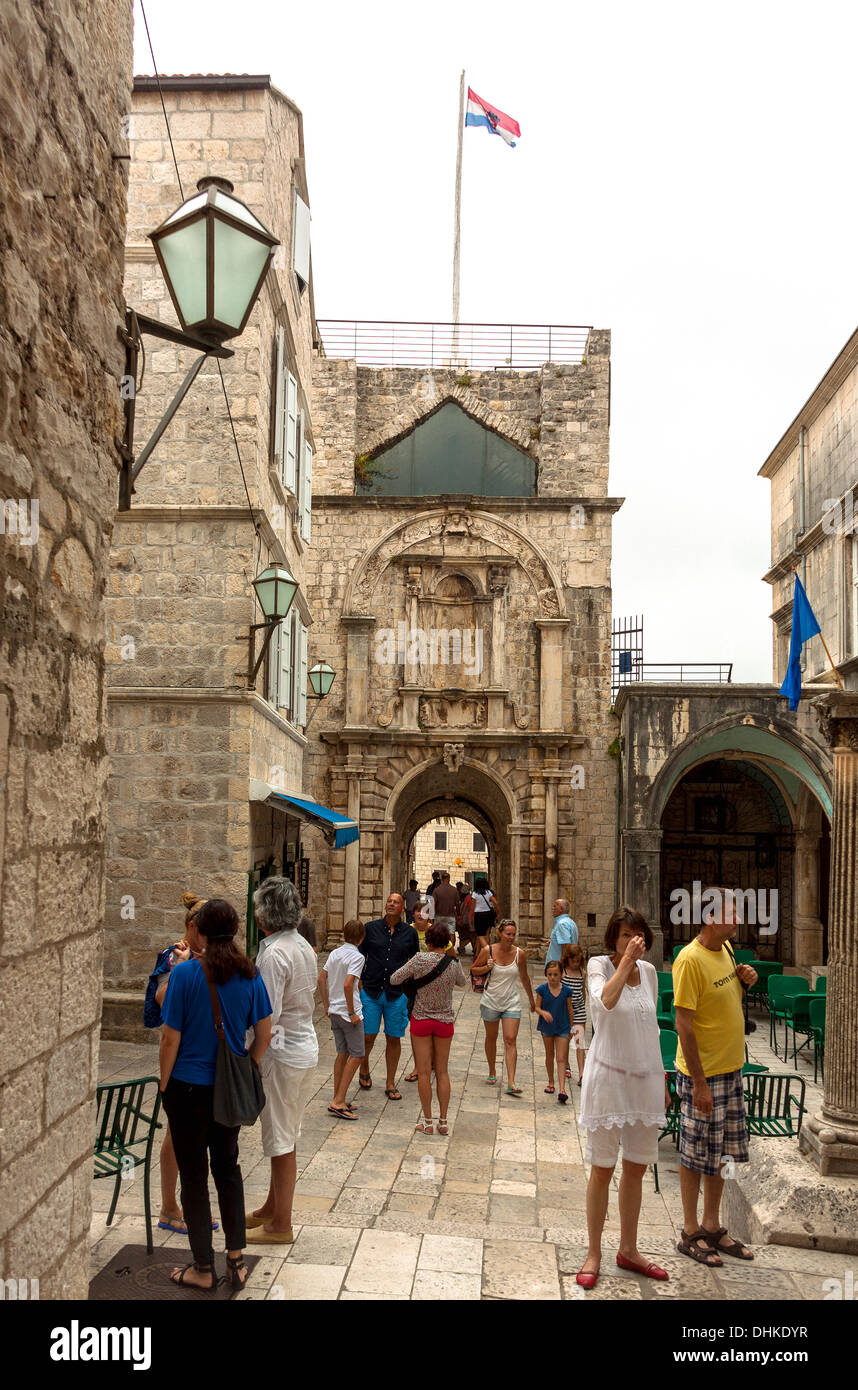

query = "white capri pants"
259;1057;317;1157
585;1120;660;1168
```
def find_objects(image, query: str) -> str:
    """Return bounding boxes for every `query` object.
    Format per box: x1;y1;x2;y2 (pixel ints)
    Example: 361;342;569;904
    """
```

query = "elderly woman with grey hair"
245;877;319;1244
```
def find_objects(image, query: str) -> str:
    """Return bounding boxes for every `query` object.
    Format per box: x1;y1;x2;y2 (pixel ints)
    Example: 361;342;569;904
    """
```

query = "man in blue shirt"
358;892;419;1100
546;897;579;963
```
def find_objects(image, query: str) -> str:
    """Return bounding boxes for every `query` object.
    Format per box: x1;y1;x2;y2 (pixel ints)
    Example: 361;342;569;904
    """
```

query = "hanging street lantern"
149;176;279;342
247;565;299;689
117;176;280;509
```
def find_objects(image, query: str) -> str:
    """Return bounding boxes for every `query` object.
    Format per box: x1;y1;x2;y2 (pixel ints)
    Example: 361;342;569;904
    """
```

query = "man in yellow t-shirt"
672;888;758;1269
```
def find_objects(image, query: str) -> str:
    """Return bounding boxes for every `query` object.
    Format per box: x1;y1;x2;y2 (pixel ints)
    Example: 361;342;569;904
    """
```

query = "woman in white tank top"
471;920;537;1095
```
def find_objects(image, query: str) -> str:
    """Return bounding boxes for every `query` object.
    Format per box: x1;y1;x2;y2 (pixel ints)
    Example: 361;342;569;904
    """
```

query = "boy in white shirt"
318;919;366;1119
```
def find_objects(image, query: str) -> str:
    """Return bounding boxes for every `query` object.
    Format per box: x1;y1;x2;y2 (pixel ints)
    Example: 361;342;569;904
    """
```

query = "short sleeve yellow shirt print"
673;940;745;1078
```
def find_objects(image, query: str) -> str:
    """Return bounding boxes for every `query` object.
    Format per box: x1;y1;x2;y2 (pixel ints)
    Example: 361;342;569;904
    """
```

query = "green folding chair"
767;976;807;1059
94;1075;163;1254
784;993;816;1069
742;1042;768;1077
814;976;827;994
733;948;755;964
656;970;674;1012
809;997;826;1083
744;1072;806;1139
654;1070;682;1193
746;960;782;1012
672;943;687;962
660;1029;678;1071
657;1002;676;1031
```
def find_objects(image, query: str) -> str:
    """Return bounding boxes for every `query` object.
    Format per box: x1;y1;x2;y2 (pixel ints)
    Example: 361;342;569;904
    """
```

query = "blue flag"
779;574;821;712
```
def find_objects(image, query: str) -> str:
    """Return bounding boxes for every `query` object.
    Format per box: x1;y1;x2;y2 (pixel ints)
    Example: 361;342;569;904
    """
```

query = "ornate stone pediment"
346;508;564;619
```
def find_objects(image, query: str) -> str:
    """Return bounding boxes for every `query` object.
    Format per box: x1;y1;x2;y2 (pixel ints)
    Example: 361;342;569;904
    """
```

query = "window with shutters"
293;192;311;291
284;372;298;494
301;436;313;541
293;619;308;725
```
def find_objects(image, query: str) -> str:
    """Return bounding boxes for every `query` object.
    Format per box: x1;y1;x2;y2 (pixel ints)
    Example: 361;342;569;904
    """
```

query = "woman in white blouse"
576;907;669;1289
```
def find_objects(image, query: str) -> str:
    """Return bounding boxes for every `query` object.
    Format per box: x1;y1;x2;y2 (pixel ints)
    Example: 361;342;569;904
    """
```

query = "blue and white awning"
249;779;359;850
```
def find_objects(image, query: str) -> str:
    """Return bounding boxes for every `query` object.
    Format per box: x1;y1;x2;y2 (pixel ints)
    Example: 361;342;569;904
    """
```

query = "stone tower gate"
299;337;621;952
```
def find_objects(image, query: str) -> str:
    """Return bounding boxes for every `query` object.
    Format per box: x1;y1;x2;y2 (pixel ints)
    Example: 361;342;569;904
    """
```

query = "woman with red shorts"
390;923;467;1135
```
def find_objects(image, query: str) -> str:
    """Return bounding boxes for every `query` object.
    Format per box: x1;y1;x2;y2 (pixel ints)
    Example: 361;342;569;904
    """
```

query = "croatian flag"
465;88;520;147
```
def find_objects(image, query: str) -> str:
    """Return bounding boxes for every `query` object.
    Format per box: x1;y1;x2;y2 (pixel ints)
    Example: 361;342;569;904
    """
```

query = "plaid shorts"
675;1068;749;1177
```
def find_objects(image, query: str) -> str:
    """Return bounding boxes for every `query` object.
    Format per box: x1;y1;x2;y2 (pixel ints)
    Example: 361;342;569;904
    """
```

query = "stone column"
536;620;569;731
508;825;523;926
801;694;858;1175
622;826;664;967
400;568;421;729
488;567;508;687
342;615;376;727
793;827;824;967
543;768;561;941
343;759;362;926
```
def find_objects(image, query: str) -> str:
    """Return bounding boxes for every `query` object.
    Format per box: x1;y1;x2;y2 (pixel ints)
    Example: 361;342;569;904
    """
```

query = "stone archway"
384;756;516;922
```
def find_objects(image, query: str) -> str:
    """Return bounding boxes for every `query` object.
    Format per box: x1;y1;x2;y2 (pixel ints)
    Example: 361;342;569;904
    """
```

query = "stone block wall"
412;816;489;885
0;0;132;1297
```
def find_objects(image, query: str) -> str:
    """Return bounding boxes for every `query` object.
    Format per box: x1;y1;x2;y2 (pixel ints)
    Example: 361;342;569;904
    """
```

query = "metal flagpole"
451;69;465;363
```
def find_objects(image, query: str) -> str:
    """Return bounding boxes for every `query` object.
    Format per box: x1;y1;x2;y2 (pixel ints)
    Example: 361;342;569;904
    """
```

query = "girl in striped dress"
561;943;587;1085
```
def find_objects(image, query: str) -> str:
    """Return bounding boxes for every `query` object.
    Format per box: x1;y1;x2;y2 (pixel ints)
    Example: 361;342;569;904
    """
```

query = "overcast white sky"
134;0;858;682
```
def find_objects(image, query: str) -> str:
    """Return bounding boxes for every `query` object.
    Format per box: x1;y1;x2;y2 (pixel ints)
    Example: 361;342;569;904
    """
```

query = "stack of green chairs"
814;976;827;994
656;970;674;1012
809;997;826;1083
746;960;782;1012
659;1029;678;1071
767;976;808;1058
672;943;686;962
733;948;755;963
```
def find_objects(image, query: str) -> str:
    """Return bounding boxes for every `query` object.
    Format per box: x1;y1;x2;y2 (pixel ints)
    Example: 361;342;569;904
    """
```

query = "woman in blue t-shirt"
160;898;272;1291
535;961;575;1104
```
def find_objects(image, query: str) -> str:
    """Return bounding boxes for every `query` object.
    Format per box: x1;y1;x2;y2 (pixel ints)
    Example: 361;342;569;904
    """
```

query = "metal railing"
316;320;592;370
613;662;734;699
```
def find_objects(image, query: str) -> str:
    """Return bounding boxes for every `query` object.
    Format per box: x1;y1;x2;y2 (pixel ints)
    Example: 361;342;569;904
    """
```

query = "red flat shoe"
575;1268;599;1289
616;1252;669;1280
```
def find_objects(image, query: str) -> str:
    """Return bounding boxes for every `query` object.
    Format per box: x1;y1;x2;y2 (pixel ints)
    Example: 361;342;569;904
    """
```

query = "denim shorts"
360;988;409;1038
480;1004;521;1022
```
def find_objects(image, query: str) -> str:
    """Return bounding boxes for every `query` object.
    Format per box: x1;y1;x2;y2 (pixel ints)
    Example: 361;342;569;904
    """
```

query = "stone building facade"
0;0;132;1297
761;325;858;690
103;76;325;1035
302;341;621;952
411;815;489;887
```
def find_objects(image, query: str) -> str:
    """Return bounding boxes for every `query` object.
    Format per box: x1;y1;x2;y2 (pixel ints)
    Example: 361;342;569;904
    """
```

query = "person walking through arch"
358;892;419;1100
471;919;537;1095
468;876;499;956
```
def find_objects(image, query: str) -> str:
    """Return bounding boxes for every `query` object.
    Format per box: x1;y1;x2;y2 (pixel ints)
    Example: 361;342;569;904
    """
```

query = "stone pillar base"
722;1141;858;1253
799;1110;858;1176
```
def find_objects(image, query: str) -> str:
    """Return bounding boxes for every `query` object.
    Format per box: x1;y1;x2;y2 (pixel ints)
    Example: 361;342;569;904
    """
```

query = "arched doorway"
660;758;796;958
384;757;515;922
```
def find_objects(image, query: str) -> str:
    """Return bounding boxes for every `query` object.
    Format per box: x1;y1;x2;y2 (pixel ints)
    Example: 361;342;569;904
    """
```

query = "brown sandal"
677;1228;723;1266
702;1226;754;1260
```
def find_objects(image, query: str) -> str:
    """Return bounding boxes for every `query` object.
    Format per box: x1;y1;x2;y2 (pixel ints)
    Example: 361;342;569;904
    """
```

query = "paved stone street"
91;961;847;1301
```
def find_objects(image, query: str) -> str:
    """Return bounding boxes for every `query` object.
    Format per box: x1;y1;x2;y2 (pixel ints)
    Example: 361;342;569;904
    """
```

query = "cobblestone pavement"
91;960;847;1301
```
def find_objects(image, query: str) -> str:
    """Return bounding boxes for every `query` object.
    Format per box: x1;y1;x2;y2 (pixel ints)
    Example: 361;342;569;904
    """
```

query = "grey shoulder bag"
203;966;266;1127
